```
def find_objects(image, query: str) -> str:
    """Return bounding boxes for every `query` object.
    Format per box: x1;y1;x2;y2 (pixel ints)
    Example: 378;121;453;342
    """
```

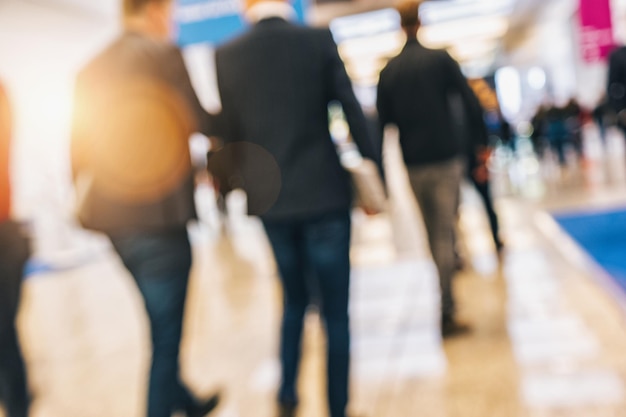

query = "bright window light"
330;8;400;44
418;16;509;48
496;66;522;120
419;0;516;25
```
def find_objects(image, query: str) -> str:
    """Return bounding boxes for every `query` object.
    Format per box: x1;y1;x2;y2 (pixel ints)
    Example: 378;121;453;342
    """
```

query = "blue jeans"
110;228;196;417
263;211;351;417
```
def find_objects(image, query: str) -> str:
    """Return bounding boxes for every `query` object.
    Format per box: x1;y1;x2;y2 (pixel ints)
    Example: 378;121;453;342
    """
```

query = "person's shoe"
187;393;220;417
496;238;505;253
442;319;472;339
277;403;297;417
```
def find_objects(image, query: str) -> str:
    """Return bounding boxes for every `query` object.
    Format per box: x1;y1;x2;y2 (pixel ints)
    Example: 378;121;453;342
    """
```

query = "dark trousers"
0;220;30;417
470;178;502;250
263;211;351;417
549;136;568;165
110;228;196;417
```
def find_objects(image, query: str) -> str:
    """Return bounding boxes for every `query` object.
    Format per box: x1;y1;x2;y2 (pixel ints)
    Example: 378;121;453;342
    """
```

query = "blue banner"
176;0;309;46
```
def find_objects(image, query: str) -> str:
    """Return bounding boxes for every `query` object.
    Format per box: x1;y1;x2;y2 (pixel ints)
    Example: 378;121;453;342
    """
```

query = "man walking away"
212;0;382;415
70;1;220;416
377;0;482;338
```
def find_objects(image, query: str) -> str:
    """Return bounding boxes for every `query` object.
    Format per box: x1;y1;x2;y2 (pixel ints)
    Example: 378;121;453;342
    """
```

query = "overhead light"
330;8;400;44
420;0;516;25
496;67;522;119
419;16;509;48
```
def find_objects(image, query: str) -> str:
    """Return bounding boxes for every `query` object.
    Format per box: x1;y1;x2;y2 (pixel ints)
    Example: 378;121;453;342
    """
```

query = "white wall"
0;0;119;255
27;0;121;18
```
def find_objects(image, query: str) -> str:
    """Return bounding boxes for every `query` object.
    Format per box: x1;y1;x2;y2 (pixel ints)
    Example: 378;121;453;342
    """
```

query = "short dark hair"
123;0;169;16
396;1;421;28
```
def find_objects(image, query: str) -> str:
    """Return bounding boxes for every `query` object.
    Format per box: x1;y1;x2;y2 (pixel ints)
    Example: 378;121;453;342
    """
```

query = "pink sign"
579;0;615;62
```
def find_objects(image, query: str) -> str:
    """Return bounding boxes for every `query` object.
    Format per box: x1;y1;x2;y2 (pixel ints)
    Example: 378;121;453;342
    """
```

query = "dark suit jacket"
377;39;485;167
213;18;379;221
71;32;215;235
608;46;626;115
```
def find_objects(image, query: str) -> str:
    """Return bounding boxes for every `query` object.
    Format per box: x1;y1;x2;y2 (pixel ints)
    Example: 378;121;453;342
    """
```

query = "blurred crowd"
3;0;626;417
531;99;585;165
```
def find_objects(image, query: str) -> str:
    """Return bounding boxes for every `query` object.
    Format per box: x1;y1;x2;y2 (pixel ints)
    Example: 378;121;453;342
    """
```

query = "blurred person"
593;95;616;144
377;0;484;337
541;100;584;167
544;104;572;166
210;0;382;415
70;0;220;416
484;109;513;148
466;110;504;255
531;104;547;157
608;45;626;134
564;98;584;160
466;83;505;253
460;85;505;253
0;82;31;417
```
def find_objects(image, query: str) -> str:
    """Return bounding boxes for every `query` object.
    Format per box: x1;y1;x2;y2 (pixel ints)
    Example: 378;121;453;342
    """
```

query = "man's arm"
167;46;224;142
376;69;392;136
324;32;381;166
444;53;488;148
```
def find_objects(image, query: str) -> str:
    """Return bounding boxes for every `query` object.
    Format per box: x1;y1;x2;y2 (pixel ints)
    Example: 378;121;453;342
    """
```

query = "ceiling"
27;0;548;26
24;0;553;76
27;0;548;50
328;0;550;83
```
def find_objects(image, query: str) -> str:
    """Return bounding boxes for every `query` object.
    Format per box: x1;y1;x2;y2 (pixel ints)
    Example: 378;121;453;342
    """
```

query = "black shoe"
278;403;297;417
187;393;220;417
442;319;472;339
496;240;505;255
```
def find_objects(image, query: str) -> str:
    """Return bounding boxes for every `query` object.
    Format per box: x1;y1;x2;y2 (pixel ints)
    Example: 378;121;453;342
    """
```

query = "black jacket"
213;18;379;221
71;32;215;235
377;39;484;167
608;46;626;115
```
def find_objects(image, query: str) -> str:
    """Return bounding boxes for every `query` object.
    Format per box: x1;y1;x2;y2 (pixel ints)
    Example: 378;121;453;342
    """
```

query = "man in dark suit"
608;45;626;133
0;81;31;417
70;0;219;416
212;0;380;415
377;1;484;338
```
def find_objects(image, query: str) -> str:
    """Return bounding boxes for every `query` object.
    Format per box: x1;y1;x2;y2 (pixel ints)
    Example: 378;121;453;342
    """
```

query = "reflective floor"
7;129;626;417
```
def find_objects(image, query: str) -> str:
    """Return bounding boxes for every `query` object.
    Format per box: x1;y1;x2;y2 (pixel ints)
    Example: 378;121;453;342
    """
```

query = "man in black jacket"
70;0;219;416
608;45;626;133
212;1;380;415
377;1;483;338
